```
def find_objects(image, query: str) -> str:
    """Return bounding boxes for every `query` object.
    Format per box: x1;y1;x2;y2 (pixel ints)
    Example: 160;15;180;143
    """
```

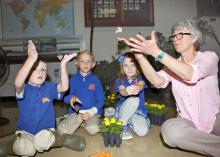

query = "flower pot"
114;134;122;147
103;134;110;147
109;135;115;147
149;114;165;126
103;134;122;147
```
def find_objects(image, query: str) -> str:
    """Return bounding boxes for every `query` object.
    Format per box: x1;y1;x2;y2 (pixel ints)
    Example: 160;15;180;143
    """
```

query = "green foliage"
145;102;168;116
94;60;119;93
195;17;220;47
99;117;123;135
117;40;127;52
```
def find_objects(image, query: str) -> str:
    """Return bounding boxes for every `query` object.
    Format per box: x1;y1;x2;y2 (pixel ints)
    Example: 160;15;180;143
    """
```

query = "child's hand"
126;85;140;95
81;112;91;121
28;40;38;62
59;53;77;66
70;96;82;109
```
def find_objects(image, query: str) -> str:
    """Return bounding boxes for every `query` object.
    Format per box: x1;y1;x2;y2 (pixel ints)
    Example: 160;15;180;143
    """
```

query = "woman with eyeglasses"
118;19;220;157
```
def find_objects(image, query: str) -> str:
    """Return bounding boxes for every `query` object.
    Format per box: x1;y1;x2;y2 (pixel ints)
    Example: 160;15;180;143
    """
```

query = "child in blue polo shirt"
115;52;151;140
58;50;105;135
0;40;85;157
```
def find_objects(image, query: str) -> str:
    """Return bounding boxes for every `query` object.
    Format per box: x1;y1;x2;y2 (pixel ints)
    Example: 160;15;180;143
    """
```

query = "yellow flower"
100;117;123;134
104;117;110;124
111;97;114;100
110;117;116;124
107;96;111;99
116;121;122;125
104;120;110;126
118;119;123;123
112;94;115;97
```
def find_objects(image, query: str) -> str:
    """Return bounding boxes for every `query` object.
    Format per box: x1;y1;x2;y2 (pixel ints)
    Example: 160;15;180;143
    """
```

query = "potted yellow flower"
105;93;117;107
99;117;123;147
145;102;168;125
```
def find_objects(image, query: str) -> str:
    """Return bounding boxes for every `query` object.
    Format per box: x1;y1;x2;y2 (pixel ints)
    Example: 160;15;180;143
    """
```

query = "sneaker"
122;125;133;140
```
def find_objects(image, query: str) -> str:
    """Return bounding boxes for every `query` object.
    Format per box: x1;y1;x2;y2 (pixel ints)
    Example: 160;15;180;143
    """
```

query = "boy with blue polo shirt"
0;40;86;157
58;50;105;136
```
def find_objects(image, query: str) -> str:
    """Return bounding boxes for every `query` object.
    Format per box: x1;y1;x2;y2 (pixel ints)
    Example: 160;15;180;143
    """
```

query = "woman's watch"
154;51;165;61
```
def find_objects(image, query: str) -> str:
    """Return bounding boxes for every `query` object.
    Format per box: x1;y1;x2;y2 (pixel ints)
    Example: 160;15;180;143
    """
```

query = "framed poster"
1;0;75;39
84;0;154;27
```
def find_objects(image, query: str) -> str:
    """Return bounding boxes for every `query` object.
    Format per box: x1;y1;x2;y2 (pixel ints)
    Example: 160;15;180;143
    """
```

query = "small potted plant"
105;93;118;107
99;117;123;147
145;102;168;125
103;93;118;117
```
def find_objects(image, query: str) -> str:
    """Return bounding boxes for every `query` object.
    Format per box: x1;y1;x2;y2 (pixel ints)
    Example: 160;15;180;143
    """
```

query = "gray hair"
172;19;203;50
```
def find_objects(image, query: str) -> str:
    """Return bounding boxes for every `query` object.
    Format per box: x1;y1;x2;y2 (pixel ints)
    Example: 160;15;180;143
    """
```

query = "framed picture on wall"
84;0;154;27
197;0;220;17
0;0;75;39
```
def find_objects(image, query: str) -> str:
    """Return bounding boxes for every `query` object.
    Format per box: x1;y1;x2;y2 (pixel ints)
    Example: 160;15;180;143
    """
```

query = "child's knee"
57;114;82;135
122;97;140;110
34;130;55;152
127;97;139;105
13;134;36;156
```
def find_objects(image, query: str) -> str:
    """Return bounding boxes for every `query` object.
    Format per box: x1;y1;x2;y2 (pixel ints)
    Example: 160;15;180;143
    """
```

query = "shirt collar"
28;81;42;88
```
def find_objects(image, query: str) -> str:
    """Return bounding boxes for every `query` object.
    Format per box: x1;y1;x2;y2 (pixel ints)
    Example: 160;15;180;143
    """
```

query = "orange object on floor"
90;150;113;157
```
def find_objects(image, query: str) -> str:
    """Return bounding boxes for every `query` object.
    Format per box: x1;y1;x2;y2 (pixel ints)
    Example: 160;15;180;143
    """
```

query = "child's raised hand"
60;53;77;66
28;40;38;62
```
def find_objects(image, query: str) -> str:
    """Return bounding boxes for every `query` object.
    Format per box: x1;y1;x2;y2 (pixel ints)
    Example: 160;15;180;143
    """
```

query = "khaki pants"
57;114;99;135
161;112;220;157
13;129;55;157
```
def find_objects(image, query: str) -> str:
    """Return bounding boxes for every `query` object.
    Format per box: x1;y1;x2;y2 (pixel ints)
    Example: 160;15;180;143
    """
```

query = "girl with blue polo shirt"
57;51;105;136
115;52;151;140
0;40;85;157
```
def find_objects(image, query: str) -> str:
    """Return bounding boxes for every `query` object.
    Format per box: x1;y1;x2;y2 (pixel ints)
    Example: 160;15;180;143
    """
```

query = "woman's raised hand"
118;31;161;57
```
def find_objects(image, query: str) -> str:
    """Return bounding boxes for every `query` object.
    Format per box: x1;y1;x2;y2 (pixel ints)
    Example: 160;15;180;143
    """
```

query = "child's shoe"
54;133;86;151
122;125;133;140
0;140;15;157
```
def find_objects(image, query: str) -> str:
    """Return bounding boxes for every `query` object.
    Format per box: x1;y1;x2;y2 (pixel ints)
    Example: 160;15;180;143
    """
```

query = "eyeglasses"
169;33;191;42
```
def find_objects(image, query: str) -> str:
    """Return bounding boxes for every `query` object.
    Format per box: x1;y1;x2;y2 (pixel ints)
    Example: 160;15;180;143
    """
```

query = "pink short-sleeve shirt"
158;51;220;133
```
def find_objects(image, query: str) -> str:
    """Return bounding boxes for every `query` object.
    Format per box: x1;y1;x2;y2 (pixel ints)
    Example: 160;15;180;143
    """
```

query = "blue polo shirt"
64;70;105;116
16;82;63;135
115;76;148;118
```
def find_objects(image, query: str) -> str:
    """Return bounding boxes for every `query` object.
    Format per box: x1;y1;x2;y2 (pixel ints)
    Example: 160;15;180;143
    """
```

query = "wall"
73;0;220;59
82;0;197;60
1;0;220;96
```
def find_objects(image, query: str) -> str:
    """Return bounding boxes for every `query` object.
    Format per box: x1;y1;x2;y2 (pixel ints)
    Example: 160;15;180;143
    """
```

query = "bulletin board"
84;0;154;27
